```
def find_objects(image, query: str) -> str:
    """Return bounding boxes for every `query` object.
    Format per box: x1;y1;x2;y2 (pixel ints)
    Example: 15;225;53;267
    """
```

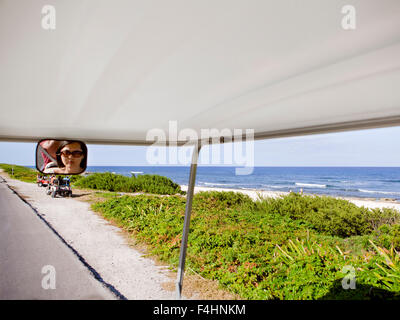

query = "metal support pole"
176;142;202;299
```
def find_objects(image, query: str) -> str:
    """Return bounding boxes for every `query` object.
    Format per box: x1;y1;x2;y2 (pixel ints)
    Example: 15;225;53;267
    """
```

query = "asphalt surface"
0;177;117;300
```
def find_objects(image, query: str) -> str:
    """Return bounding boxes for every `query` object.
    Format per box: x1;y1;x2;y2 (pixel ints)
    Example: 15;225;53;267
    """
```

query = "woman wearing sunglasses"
44;140;87;174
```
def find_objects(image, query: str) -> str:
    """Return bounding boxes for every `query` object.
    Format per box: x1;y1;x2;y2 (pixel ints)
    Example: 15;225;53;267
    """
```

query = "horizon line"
21;164;400;168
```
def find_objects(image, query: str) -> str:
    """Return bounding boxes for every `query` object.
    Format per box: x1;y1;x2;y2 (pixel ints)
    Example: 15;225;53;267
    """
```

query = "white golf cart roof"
1;0;400;145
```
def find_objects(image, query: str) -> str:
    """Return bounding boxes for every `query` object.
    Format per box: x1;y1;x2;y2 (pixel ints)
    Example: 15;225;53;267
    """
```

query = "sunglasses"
59;150;84;158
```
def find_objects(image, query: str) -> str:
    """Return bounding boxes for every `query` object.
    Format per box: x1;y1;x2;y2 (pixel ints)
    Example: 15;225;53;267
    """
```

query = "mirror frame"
35;139;88;175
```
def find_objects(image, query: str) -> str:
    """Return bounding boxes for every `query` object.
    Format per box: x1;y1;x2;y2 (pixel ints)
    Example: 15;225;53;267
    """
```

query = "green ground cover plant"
92;191;400;300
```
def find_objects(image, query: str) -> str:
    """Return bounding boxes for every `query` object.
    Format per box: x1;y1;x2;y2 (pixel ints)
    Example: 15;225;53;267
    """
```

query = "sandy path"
0;172;188;300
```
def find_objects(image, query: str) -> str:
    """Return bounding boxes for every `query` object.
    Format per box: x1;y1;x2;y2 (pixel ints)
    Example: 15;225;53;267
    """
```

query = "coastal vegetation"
0;164;184;195
0;163;37;182
73;172;185;195
92;191;400;300
1;163;400;299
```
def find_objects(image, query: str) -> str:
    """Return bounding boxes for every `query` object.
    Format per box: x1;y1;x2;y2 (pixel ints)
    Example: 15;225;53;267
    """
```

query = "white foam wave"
359;189;400;195
202;182;236;187
295;183;326;188
262;185;292;189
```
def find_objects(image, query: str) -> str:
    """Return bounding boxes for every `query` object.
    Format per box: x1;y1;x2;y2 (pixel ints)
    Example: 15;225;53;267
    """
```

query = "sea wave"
358;189;400;195
262;184;293;189
201;182;237;187
295;182;327;188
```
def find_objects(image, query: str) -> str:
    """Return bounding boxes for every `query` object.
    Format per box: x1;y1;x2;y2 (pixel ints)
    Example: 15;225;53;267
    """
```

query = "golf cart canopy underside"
1;0;400;145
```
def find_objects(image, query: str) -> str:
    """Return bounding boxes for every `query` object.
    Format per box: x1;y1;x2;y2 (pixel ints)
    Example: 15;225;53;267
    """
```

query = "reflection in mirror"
36;139;88;175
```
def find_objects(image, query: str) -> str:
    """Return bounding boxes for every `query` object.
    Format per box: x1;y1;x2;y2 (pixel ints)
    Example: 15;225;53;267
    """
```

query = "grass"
0;163;38;183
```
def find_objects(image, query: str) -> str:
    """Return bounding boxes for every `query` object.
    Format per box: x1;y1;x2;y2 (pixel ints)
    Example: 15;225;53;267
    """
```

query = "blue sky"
1;126;399;167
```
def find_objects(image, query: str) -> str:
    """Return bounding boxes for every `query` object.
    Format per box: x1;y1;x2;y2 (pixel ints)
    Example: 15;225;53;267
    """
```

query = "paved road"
0;177;116;300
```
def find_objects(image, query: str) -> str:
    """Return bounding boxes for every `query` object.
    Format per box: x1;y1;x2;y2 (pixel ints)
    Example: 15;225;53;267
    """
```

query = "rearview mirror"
36;139;88;175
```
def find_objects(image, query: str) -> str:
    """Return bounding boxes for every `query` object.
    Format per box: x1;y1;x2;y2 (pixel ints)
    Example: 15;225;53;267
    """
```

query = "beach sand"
180;185;400;211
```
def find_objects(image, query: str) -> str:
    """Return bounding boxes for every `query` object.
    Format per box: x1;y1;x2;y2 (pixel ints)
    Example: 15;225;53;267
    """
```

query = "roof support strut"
176;142;202;299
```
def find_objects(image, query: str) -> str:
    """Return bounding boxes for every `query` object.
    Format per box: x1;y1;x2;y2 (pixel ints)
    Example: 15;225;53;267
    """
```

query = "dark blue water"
84;166;400;200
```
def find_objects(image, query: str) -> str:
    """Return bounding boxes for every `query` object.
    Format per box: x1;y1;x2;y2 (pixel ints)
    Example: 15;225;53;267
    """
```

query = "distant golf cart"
36;175;50;187
46;176;72;198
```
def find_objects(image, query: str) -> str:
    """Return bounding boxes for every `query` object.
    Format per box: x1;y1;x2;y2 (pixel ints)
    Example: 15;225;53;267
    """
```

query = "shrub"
194;191;254;209
74;172;184;195
91;192;400;300
255;193;400;238
372;224;400;250
134;174;183;195
365;208;400;231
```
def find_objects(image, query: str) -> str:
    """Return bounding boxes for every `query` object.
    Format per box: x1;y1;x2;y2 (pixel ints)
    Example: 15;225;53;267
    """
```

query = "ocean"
84;166;400;201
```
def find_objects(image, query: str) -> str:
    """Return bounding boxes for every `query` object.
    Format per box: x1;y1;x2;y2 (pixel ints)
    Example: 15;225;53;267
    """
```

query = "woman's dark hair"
56;140;87;172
